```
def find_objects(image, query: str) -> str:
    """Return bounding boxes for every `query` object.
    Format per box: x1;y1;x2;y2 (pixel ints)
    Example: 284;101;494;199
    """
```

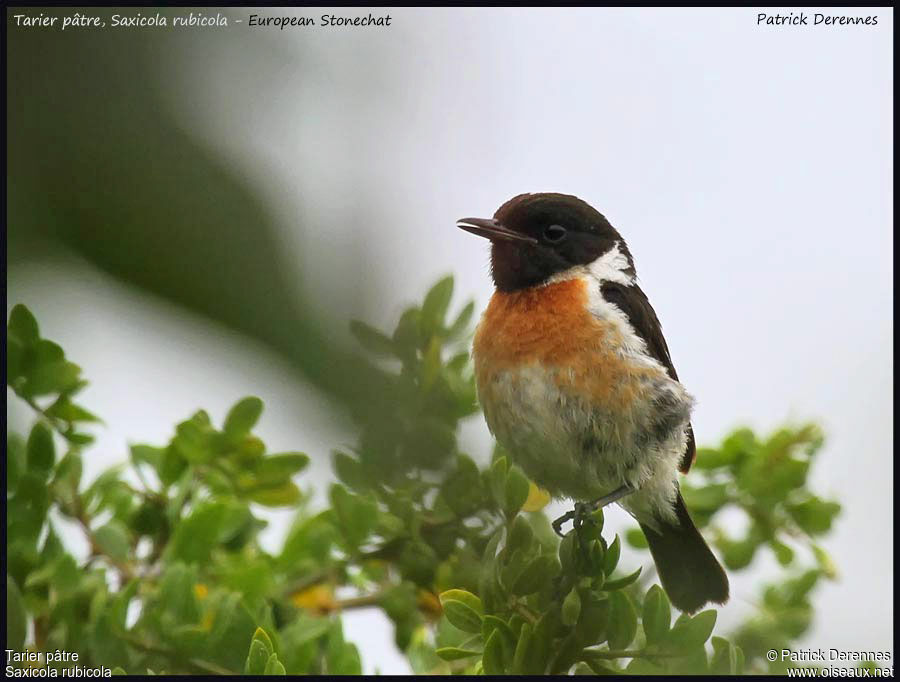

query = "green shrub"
5;279;853;675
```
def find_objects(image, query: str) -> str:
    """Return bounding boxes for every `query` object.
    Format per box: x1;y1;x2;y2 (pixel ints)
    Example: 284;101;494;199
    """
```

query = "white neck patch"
546;241;635;287
586;242;635;286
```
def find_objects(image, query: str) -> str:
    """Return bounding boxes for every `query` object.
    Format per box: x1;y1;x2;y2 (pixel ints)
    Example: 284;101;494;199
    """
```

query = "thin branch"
333;592;384;611
23;396;83;445
582;648;678;661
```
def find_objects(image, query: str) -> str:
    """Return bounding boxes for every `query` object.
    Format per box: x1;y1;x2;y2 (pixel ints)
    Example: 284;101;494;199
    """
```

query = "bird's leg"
552;508;577;538
586;483;636;511
551;484;637;538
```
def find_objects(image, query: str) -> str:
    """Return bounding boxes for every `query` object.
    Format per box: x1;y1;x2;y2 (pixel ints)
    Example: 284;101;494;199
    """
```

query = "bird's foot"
551;501;595;537
551;484;637;538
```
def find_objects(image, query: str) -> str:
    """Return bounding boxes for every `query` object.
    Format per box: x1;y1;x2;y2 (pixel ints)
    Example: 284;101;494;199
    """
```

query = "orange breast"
473;278;657;410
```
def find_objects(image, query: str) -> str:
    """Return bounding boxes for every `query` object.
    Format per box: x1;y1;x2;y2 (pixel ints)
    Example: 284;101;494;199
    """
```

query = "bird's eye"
543;224;567;243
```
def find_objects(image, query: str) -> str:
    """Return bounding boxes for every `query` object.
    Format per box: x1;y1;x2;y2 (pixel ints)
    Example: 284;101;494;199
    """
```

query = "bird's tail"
639;491;729;613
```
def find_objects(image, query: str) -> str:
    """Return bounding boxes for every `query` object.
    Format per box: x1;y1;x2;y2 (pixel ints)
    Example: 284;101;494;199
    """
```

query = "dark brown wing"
600;281;696;472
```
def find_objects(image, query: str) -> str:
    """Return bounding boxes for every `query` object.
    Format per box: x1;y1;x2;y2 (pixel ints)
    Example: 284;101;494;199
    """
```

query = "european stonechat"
459;192;728;613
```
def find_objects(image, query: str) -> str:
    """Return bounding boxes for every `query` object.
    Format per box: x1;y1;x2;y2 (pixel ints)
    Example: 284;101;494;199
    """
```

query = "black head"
458;193;634;292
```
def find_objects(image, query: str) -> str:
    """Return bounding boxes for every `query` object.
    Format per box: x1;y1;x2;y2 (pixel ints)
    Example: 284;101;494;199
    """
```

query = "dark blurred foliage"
7;9;388;423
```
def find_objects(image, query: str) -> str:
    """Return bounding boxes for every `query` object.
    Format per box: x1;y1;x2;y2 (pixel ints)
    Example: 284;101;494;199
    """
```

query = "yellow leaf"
193;583;209;600
290;584;336;614
521;481;551;512
417;589;442;620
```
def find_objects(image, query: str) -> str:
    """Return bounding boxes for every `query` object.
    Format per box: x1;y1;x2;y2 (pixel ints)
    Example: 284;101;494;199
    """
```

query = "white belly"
480;362;690;525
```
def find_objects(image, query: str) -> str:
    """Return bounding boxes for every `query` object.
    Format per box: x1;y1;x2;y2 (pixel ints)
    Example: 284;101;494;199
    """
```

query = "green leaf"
25;357;83;397
577;598;609;646
602;566;642;591
24;552;79;592
7;336;25;384
167;501;228;563
710;636;744;674
512;554;560;595
506;515;534;555
606;591;637;650
435;647;481;661
349;320;397;357
720;428;758;464
54;448;83;486
159;446;188;487
719;535;760;570
787;496;841;535
8;304;40;346
27;421;55;474
548;634;582;674
625;527;648;548
441;454;483;517
51;450;83;507
682;483;730;512
626;658;666;674
224;396;264;437
264;652;286;675
445;301;475;339
482;630;505;675
693;446;738;470
812;543;838;579
642;585;671;645
482;616;516;661
110;579;139;628
245;638;271;674
404;417;456;469
250;481;302;507
489;456;508;507
439;589;483;615
332;451;368;491
7;434;26;493
770;539;795;566
67;431;95;446
45;397;101;424
6;577;27;650
329;485;377;547
769;458;811;495
420;275;454;337
256;453;310;483
171;412;216;464
664;610;717;650
93;521;131;562
512;622;534;674
561;588;582;627
603;535;621;575
130;444;164;473
398;541;438;585
392;307;422;357
504;466;530;517
558;531;577;576
441;599;483;633
421;336;442;390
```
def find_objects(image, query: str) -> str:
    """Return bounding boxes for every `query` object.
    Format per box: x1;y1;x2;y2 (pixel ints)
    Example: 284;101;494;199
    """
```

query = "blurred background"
7;7;892;674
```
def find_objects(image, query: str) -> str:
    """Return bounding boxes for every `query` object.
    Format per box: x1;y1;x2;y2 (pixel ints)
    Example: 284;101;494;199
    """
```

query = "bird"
458;192;728;613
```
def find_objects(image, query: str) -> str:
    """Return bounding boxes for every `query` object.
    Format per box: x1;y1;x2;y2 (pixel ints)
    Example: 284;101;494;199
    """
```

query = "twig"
70;497;135;583
581;648;677;661
23;396;82;445
333;592;384;611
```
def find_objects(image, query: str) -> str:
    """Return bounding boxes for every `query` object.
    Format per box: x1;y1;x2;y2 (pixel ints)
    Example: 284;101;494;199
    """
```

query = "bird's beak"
456;218;538;244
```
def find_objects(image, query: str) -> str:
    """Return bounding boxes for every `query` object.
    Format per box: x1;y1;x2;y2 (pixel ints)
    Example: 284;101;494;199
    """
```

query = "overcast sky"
8;7;892;674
